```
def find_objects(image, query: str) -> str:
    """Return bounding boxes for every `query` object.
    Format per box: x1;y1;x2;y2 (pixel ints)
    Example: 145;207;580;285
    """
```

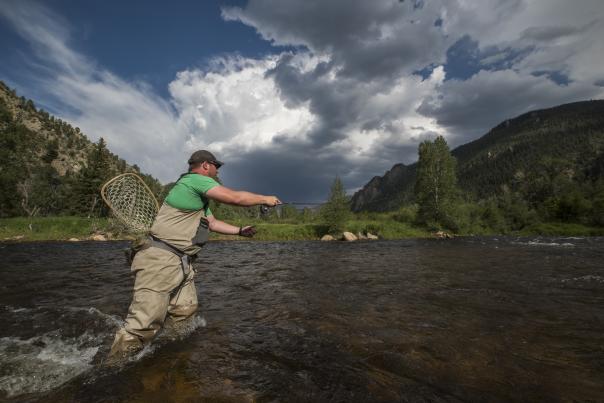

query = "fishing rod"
260;201;323;214
281;202;323;205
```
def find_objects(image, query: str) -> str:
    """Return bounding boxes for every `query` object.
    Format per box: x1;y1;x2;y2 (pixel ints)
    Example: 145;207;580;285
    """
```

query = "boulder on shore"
321;235;335;241
356;232;367;240
4;235;25;241
342;232;358;242
90;234;107;241
433;231;453;239
366;232;379;240
68;238;79;242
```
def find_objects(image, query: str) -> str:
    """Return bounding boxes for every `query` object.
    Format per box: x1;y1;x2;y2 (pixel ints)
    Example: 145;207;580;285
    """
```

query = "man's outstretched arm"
206;185;281;207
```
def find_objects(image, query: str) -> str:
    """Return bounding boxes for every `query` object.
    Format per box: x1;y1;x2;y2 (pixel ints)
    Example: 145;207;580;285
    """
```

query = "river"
0;237;603;402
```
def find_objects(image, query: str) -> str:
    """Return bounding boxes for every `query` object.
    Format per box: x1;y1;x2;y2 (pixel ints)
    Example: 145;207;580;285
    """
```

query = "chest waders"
146;218;209;279
148;235;192;278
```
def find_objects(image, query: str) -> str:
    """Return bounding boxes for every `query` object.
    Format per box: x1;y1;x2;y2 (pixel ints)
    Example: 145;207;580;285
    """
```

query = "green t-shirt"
164;173;219;216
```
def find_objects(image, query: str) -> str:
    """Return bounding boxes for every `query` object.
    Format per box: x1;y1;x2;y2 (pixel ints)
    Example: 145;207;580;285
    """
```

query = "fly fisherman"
109;150;281;359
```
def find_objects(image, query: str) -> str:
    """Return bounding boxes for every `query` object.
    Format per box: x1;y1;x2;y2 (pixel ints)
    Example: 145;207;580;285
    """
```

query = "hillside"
351;100;604;212
0;81;163;217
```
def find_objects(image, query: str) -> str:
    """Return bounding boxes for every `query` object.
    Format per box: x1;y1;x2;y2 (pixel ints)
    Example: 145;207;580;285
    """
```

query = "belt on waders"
148;235;191;278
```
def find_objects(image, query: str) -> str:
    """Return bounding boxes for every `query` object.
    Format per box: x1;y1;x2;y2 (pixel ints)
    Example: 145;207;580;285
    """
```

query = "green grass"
212;215;431;240
343;219;430;239
1;216;602;242
0;216;113;241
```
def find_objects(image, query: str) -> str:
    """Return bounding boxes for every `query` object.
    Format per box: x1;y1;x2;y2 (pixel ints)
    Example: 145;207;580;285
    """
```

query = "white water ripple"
0;331;99;397
0;305;124;398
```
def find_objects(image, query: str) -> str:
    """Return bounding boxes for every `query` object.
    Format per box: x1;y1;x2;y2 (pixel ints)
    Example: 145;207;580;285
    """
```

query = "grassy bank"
0;216;431;242
1;216;602;242
211;220;430;241
0;217;114;241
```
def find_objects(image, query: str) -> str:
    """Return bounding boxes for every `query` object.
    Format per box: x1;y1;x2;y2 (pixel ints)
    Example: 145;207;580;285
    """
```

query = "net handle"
100;172;160;213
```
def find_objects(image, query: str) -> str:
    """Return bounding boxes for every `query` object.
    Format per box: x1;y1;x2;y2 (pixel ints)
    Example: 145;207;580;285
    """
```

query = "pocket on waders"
191;219;209;247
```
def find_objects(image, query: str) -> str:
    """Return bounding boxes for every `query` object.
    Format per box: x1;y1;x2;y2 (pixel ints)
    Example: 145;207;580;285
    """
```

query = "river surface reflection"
0;237;603;402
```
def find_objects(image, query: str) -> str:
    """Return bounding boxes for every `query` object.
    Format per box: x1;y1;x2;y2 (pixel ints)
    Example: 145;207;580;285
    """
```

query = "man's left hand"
239;226;256;237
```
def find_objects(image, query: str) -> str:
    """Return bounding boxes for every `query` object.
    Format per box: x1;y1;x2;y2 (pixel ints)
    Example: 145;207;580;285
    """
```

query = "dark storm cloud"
219;0;454;197
266;53;386;147
223;0;448;81
218;146;352;203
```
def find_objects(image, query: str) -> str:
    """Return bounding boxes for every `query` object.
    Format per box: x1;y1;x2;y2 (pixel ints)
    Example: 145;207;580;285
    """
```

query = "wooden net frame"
101;173;160;232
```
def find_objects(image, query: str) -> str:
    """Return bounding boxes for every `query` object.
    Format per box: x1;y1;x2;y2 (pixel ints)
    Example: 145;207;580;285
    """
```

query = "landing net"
101;173;159;232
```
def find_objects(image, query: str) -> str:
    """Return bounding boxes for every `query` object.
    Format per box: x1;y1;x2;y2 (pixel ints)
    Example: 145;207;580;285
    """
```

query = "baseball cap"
187;150;224;167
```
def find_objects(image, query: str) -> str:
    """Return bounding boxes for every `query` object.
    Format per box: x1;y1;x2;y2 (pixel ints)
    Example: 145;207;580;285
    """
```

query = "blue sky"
0;1;280;105
1;0;603;202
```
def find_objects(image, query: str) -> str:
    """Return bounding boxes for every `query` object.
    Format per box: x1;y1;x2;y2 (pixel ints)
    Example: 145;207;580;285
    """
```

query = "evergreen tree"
414;136;459;228
0;123;36;216
320;176;351;234
73;138;112;216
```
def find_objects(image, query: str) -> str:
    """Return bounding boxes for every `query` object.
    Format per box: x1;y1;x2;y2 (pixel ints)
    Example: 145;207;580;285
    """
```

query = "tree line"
319;134;604;235
0;88;163;219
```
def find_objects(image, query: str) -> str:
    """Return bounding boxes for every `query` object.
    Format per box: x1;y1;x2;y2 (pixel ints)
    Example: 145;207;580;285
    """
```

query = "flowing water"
0;237;603;402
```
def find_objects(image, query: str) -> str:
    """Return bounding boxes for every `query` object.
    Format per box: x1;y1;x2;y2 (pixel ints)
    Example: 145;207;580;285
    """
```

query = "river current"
0;237;603;402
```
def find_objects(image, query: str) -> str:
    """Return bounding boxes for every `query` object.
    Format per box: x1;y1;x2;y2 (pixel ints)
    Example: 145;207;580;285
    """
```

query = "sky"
1;0;604;202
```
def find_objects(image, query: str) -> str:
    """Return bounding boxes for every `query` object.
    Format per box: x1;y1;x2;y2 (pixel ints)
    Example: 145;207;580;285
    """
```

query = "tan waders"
109;246;198;359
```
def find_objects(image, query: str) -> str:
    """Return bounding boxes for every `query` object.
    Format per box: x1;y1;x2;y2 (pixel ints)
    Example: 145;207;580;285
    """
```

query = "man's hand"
239;226;257;237
264;196;282;207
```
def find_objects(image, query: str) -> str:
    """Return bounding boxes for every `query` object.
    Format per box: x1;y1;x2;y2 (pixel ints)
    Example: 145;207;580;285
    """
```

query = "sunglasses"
207;161;221;168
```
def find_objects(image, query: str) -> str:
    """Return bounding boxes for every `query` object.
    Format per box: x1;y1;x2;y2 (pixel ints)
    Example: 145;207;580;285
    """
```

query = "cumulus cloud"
169;55;315;158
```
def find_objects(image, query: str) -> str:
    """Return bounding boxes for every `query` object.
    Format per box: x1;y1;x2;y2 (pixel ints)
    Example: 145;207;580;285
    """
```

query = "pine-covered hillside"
0;81;163;217
351;100;604;212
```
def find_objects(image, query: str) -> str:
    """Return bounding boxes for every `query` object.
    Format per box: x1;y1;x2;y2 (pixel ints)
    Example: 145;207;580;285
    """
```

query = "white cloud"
168;55;316;161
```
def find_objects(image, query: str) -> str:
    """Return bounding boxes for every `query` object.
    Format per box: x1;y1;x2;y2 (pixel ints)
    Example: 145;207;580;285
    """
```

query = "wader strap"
148;235;191;277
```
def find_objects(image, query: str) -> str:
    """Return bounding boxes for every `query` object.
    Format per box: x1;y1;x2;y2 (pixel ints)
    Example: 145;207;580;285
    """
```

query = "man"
109;150;281;358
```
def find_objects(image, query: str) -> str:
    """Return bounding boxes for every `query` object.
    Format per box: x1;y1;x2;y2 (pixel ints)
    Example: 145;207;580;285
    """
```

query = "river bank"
1;216;603;242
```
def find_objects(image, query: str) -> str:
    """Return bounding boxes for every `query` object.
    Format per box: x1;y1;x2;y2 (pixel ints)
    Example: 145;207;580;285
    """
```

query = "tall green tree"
320;176;351;234
414;136;459;228
0;123;36;216
73;138;112;216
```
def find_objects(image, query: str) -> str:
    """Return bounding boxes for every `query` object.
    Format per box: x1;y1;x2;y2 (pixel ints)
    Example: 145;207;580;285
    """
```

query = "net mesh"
101;173;159;232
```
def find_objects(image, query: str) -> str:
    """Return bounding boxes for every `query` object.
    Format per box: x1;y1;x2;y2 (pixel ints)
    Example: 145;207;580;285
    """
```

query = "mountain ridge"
351;100;604;211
